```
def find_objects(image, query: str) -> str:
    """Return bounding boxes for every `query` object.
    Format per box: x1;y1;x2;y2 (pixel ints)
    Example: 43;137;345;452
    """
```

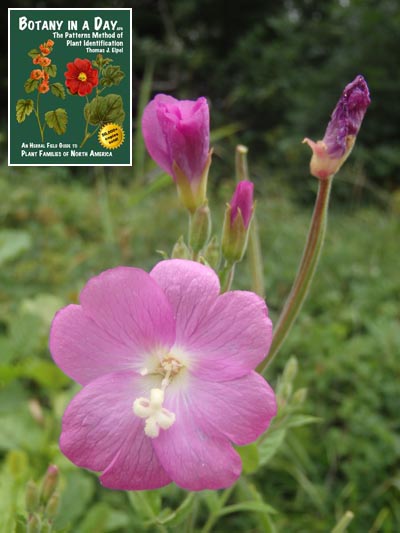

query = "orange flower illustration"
38;81;50;94
30;69;44;80
38;57;52;67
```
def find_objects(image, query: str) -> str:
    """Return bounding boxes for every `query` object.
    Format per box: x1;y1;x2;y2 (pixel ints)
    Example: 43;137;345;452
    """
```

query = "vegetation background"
0;1;399;532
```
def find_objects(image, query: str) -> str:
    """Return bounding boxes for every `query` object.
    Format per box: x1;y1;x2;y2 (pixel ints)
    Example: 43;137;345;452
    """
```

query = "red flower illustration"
64;58;99;97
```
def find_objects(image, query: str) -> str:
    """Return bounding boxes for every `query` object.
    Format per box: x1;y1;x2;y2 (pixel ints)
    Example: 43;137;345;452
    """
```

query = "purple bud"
303;75;371;180
222;181;255;264
142;94;210;184
323;75;371;158
230;181;254;228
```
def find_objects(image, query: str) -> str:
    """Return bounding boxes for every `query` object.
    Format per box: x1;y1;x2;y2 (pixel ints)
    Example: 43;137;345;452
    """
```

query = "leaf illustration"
50;83;66;99
16;99;34;123
100;65;125;87
45;108;68;135
24;78;39;93
84;94;125;126
28;48;40;59
44;64;57;78
92;54;113;70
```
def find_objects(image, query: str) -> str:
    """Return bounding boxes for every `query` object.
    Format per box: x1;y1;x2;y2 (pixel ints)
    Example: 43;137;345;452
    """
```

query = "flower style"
222;181;255;264
303;75;371;180
50;259;276;491
64;58;99;97
142;95;211;212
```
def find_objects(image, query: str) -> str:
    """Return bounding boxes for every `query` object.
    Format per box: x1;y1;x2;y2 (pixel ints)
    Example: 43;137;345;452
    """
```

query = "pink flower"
50;260;276;491
303;75;371;180
142;94;209;182
142;95;211;212
230;180;254;229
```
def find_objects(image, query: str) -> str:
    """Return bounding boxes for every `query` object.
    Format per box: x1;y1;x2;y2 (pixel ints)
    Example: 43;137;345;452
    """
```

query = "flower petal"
150;259;220;347
151;259;271;380
188;371;277;445
60;371;171;490
50;266;175;385
142;94;175;177
153;390;242;490
184;290;273;380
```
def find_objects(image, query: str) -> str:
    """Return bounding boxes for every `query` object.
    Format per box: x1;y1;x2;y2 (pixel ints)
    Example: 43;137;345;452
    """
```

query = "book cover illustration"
8;8;132;166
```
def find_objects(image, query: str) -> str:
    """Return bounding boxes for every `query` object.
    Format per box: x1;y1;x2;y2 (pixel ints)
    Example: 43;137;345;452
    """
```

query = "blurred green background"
1;1;400;532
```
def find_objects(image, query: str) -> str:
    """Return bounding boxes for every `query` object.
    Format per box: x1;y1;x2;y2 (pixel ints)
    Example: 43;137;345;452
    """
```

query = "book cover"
8;8;132;166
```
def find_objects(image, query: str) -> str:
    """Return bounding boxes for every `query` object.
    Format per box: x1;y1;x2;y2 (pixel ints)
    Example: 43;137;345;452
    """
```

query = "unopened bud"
303;75;370;180
41;465;59;503
282;356;298;384
171;236;191;259
41;520;52;533
292;388;308;405
25;480;40;513
45;491;60;519
203;236;220;270
189;202;211;253
27;514;41;533
221;181;254;264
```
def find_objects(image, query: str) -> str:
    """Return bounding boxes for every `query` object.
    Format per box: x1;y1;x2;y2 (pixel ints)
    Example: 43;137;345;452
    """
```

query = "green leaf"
0;229;32;265
153;493;195;526
45;64;57;78
258;428;287;466
28;48;40;59
53;472;95;530
236;443;259;474
100;65;125;87
16;99;34;123
24;78;39;93
45;108;68;135
84;94;125;126
0;408;44;452
217;501;277;518
51;83;66;99
283;414;322;429
77;502;109;533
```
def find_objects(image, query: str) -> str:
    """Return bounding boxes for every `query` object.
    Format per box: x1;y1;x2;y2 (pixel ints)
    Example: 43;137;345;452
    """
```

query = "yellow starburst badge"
98;123;125;150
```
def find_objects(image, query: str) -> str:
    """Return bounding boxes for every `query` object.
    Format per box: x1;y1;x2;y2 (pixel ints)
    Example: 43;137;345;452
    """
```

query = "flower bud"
203;236;220;270
27;514;41;533
189;202;211;253
142;94;211;212
221;180;254;264
45;491;60;519
292;387;308;405
25;480;40;513
303;75;371;180
171;236;191;259
40;464;59;504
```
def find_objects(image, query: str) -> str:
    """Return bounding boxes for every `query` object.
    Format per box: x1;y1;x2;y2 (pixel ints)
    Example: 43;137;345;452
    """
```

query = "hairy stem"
259;177;333;373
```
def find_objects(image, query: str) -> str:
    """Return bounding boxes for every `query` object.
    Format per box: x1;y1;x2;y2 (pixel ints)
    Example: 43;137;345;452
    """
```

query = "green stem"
35;91;44;142
219;261;235;293
234;144;265;297
331;511;354;533
248;217;265;298
201;485;235;533
258;177;333;374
